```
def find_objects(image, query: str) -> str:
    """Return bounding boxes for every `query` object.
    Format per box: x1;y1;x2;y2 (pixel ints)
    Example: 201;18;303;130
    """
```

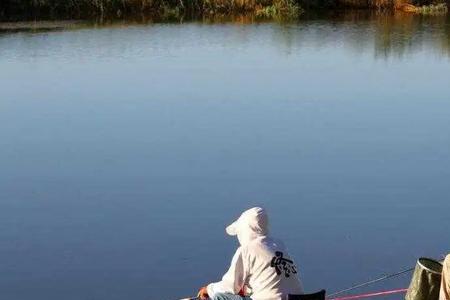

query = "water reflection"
274;11;450;58
1;11;450;59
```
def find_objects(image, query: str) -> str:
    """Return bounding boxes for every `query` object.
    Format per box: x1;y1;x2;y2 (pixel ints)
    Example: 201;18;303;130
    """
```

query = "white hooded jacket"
207;207;304;300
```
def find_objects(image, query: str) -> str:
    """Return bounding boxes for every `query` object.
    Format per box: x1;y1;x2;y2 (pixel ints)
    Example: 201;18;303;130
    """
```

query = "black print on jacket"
270;251;298;278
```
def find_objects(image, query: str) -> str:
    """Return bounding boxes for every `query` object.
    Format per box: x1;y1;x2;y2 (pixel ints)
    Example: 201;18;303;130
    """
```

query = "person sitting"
197;207;304;300
441;254;450;300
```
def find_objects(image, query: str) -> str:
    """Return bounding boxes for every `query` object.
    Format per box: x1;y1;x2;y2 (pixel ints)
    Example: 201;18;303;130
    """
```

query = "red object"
328;288;408;300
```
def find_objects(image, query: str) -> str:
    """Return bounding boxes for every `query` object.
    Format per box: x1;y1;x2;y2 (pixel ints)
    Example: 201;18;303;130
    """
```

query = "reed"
415;3;448;14
0;0;447;19
255;0;303;18
0;0;302;19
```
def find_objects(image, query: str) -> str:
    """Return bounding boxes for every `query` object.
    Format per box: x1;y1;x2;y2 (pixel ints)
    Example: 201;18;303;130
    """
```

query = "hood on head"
226;207;269;245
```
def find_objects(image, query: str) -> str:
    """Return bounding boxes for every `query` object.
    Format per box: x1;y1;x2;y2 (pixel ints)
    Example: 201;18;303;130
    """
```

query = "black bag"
288;289;326;300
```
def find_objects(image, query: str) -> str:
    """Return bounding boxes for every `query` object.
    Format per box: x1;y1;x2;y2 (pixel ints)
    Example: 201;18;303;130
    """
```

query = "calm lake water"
1;12;450;300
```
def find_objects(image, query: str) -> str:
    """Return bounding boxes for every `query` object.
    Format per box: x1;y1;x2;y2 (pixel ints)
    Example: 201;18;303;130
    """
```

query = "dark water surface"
1;12;450;300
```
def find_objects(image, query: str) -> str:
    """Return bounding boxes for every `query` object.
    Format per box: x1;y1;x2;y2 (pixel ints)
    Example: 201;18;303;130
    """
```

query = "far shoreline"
1;0;448;24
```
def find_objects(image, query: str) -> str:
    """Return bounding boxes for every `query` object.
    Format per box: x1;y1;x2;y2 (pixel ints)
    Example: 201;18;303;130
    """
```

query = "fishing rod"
328;288;408;300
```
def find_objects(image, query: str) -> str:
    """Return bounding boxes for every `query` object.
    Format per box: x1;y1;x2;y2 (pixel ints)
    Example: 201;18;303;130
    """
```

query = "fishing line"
328;255;446;297
327;266;414;297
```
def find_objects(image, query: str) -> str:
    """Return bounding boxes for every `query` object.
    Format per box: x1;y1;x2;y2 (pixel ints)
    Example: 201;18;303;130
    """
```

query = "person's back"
198;207;304;300
440;254;450;300
243;236;303;300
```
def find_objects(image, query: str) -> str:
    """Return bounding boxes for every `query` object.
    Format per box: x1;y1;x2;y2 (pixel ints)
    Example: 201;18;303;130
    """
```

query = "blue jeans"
210;293;252;300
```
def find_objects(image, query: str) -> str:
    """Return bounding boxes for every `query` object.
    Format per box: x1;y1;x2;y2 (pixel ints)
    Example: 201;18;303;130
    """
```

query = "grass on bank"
395;2;448;14
1;0;448;20
255;0;302;18
416;3;448;14
0;0;303;20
